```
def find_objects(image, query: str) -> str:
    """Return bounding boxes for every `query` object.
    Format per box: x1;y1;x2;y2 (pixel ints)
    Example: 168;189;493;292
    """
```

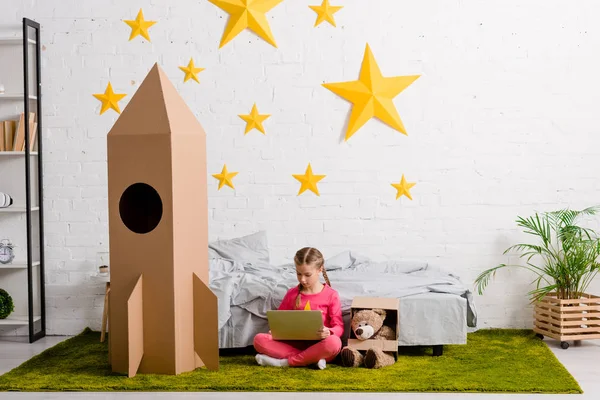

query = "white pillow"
208;231;270;265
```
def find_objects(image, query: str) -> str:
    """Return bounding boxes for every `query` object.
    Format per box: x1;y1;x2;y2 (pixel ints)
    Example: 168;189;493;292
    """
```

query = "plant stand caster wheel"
560;341;569;349
535;333;544;340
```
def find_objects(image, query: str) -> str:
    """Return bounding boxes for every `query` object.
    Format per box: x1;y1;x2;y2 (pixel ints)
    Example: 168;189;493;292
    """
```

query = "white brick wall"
1;0;600;335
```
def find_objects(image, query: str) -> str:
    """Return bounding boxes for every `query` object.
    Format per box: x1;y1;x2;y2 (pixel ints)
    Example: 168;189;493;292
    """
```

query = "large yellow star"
212;164;238;190
309;0;343;27
179;58;205;83
124;9;156;42
391;174;416;200
208;0;284;48
293;164;326;196
239;103;270;135
93;82;127;115
322;43;420;141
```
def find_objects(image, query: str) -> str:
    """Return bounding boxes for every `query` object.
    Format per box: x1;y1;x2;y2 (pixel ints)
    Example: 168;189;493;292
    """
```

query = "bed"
209;231;477;354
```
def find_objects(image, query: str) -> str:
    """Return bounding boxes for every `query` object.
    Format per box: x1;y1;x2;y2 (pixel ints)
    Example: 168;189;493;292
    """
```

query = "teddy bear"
340;308;397;369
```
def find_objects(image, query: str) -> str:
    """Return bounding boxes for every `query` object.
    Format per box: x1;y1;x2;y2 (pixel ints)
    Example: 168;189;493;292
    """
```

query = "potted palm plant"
475;206;600;349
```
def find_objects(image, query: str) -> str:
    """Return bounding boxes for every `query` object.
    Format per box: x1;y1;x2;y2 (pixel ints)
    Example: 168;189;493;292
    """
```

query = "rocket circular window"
119;183;163;234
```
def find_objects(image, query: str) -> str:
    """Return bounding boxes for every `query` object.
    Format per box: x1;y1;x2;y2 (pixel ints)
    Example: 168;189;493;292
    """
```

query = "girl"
253;247;343;370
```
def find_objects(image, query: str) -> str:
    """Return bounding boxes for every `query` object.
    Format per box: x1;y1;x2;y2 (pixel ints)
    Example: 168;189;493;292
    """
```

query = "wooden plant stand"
533;293;600;349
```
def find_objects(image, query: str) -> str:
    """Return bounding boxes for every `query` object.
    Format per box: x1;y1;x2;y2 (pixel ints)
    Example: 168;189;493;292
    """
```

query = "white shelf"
91;273;110;283
0;151;38;156
0;37;36;45
0;94;38;100
0;261;40;270
0;315;41;326
0;205;40;213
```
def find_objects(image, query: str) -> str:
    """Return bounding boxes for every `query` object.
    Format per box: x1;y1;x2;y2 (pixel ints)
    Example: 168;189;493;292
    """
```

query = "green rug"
0;328;582;393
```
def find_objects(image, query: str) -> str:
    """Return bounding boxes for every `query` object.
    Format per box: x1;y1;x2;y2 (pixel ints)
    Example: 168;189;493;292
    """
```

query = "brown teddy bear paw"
364;348;395;369
340;347;363;367
363;348;378;368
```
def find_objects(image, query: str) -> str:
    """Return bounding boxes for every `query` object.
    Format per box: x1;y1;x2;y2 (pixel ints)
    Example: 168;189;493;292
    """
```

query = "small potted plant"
0;288;15;319
475;206;600;349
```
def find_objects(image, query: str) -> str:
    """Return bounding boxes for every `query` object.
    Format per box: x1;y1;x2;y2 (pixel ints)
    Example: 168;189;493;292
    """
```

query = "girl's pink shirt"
277;284;344;338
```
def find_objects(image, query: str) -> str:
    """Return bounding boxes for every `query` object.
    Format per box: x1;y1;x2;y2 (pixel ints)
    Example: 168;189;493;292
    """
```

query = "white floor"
0;336;598;399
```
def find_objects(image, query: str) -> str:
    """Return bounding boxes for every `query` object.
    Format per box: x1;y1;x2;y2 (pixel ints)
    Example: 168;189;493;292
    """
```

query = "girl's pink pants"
253;333;342;367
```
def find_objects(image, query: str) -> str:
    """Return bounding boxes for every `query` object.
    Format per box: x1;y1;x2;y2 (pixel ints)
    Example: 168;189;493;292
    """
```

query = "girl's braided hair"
293;247;330;309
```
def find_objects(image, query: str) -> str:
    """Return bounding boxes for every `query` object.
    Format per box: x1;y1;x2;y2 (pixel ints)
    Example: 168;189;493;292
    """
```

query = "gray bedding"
209;232;477;348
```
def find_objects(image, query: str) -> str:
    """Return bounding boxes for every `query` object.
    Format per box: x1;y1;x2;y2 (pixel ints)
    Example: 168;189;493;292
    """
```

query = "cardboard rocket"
107;63;218;377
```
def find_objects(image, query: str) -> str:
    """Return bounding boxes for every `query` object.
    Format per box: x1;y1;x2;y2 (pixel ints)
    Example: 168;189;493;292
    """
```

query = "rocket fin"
127;273;144;377
193;273;219;370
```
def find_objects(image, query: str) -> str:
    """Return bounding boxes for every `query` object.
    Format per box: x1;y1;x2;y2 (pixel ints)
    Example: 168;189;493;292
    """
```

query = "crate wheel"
560;341;569;349
535;333;544;340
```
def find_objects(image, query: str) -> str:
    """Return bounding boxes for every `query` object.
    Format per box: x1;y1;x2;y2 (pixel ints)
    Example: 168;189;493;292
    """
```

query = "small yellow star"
212;164;238;190
309;0;343;27
208;0;284;48
93;82;127;115
239;103;270;135
391;174;416;200
293;163;326;196
124;9;157;42
323;43;420;141
179;58;205;83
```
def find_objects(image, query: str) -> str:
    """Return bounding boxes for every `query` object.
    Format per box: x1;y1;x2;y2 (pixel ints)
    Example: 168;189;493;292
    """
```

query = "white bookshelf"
0;18;45;342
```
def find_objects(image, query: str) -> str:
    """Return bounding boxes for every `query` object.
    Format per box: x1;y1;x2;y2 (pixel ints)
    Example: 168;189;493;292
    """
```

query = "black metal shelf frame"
22;17;45;343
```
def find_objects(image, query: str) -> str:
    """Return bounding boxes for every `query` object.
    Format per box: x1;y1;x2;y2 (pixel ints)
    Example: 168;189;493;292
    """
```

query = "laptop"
267;310;324;340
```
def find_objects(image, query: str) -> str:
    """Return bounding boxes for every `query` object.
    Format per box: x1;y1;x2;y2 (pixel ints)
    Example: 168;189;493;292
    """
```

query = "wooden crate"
533;293;600;347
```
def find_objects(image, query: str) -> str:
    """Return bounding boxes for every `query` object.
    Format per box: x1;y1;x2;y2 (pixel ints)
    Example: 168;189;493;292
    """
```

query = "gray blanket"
208;232;477;330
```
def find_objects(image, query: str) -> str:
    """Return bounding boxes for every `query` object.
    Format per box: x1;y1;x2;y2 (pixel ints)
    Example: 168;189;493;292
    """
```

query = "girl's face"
296;263;322;290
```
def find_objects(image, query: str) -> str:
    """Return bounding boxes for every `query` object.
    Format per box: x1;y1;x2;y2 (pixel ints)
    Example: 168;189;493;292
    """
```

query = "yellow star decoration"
124;9;156;42
212;164;238;190
179;58;205;83
93;82;127;115
303;301;312;310
293;163;326;196
391;174;416;200
322;43;420;141
208;0;284;48
309;0;343;27
239;103;270;135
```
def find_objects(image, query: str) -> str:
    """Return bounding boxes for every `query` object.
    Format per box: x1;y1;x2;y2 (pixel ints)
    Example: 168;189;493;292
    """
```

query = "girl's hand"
318;327;331;339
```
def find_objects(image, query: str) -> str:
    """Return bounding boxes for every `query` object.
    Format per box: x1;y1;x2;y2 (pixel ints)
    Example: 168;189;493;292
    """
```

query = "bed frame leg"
432;345;443;357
